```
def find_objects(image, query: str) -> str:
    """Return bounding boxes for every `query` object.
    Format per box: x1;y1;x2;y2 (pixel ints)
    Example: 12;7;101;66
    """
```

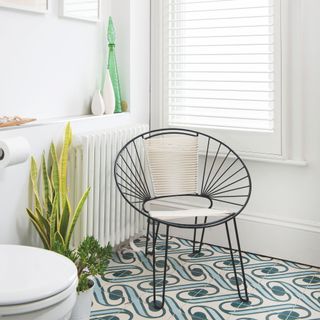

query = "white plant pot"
102;69;116;114
70;282;94;320
91;90;105;116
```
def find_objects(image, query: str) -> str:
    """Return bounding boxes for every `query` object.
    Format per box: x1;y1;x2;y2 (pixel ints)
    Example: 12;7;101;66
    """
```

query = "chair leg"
152;223;170;309
145;218;150;255
225;218;249;302
192;217;198;253
193;216;208;254
145;219;160;255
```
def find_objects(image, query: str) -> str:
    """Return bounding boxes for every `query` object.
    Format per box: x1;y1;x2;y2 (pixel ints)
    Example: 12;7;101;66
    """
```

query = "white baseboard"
153;199;320;267
239;213;320;234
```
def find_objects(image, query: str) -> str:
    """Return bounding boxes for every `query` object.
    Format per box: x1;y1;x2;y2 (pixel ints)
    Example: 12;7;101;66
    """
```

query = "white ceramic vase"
91;90;105;116
102;69;116;114
70;284;94;320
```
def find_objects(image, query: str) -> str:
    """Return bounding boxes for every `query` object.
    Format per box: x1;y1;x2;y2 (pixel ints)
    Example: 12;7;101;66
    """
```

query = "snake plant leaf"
30;157;41;212
54;231;65;246
26;208;50;249
50;143;60;193
35;208;50;239
60;199;71;239
60;122;72;207
50;194;59;247
50;142;60;215
41;152;52;215
65;187;90;247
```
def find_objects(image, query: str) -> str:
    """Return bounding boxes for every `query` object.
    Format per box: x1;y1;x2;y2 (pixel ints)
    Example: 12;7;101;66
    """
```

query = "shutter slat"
169;97;274;102
168;79;273;82
168;122;272;132
169;0;271;7
169;34;272;38
170;6;272;14
169;113;273;121
168;26;273;37
169;15;271;22
169;99;272;109
169;70;273;73
170;0;269;4
168;72;273;81
169;88;273;93
170;105;273;112
169;65;272;72
168;24;273;30
169;43;273;47
169;17;274;31
166;0;275;132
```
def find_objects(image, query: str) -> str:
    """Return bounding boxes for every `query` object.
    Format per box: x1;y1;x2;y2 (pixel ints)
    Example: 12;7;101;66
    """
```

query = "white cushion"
149;208;232;221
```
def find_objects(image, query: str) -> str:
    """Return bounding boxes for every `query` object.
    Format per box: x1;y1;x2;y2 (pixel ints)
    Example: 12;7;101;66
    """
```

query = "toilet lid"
0;245;78;305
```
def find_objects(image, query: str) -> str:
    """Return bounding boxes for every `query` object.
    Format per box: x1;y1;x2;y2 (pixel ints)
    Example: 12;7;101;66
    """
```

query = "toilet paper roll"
0;137;31;169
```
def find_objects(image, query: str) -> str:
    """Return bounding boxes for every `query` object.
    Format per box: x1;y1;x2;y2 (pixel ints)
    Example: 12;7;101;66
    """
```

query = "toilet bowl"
0;245;78;320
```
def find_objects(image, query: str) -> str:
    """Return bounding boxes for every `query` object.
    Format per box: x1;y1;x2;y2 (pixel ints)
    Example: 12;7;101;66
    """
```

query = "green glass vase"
107;17;122;113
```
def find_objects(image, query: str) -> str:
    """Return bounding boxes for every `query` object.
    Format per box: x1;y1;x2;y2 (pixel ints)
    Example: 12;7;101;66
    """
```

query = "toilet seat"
0;245;78;317
0;277;78;316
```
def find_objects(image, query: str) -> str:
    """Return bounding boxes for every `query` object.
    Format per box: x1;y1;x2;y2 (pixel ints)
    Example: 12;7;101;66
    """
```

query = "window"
152;0;283;156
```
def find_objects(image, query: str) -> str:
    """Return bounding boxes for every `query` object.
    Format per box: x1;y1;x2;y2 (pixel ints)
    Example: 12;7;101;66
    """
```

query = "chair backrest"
144;134;199;197
114;128;252;219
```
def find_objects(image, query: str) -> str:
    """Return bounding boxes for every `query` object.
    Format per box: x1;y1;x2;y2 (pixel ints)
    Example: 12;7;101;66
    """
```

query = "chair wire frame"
114;128;252;309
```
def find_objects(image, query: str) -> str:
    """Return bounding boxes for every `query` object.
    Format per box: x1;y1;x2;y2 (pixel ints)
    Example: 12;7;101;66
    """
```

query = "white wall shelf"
0;112;130;131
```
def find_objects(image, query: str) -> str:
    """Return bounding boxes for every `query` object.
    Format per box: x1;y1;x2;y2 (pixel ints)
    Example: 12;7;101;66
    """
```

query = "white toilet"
0;245;78;320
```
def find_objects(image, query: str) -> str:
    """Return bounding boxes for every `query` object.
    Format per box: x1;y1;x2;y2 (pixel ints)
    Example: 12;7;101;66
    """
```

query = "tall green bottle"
107;17;122;113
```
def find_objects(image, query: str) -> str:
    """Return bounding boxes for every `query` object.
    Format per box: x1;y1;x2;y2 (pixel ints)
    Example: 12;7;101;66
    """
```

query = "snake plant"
26;123;90;250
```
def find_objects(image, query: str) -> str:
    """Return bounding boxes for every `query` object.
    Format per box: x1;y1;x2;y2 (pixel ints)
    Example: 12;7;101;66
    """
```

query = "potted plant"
53;237;112;320
26;123;113;319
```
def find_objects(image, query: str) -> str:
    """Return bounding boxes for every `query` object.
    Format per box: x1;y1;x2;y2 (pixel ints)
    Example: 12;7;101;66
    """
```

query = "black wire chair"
114;128;252;309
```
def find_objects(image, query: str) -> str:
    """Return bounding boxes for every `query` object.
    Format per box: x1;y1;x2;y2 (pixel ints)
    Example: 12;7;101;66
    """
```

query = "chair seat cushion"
149;208;233;221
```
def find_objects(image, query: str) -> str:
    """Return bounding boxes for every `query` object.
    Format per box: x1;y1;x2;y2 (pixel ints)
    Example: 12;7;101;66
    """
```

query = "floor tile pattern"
90;235;320;320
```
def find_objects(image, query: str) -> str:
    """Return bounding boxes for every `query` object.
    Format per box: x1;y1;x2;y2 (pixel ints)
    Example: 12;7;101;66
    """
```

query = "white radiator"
69;124;148;247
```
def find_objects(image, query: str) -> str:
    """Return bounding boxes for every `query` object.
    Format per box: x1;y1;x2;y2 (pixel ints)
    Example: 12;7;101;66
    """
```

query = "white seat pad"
149;208;233;221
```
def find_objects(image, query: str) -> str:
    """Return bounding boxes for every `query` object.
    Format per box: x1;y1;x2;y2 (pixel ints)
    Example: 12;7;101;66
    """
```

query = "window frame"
151;0;289;159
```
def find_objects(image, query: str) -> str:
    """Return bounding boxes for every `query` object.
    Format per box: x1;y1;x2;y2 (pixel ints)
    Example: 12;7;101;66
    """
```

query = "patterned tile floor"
90;235;320;320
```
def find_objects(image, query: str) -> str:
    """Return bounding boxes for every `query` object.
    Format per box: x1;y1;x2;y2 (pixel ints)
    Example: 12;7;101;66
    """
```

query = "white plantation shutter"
156;0;282;155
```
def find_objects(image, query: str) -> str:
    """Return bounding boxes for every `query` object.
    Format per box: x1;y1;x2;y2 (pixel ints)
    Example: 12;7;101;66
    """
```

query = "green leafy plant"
26;123;90;250
53;236;113;292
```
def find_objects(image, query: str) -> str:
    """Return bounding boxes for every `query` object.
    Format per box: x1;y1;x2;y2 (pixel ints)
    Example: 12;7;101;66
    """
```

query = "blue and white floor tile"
90;235;320;320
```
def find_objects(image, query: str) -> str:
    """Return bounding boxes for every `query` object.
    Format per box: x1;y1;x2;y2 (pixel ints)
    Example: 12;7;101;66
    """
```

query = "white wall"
0;1;109;119
157;0;320;267
0;0;150;245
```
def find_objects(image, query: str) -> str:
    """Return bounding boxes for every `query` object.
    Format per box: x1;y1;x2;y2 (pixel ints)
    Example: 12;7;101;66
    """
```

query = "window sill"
0;112;130;131
239;155;307;167
199;151;307;167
